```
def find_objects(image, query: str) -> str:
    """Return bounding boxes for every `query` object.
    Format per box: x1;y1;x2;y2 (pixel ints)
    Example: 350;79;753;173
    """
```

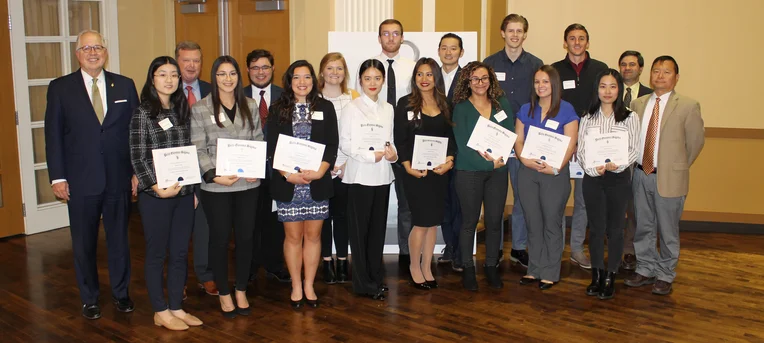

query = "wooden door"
175;0;220;84
229;0;290;88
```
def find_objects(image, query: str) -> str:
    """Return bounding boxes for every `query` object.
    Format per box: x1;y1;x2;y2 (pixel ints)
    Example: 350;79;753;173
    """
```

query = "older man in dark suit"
44;30;139;320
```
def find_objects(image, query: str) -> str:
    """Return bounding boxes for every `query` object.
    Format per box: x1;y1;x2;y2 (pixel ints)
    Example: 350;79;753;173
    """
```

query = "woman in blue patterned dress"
267;60;339;309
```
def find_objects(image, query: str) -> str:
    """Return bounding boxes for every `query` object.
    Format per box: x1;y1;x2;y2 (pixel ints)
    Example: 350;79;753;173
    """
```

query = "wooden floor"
1;213;763;343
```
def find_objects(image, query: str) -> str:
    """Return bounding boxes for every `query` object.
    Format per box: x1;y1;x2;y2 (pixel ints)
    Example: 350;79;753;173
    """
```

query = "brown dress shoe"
174;312;203;326
201;281;219;295
624;273;656;287
652;280;673;295
154;313;189;331
622;254;637;271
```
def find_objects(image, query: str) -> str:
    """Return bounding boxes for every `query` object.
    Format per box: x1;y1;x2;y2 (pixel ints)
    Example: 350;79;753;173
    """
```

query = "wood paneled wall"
174;0;220;84
229;0;290;87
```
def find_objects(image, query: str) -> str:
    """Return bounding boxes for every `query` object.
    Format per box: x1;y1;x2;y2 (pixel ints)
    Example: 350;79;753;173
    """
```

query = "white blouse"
321;91;354;169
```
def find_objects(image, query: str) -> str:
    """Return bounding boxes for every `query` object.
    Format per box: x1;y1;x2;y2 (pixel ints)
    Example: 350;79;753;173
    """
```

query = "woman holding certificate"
317;53;359;284
451;61;513;291
514;65;579;290
340;59;398;300
578;69;640;299
130;56;202;330
267;60;338;309
190;56;262;318
393;57;456;290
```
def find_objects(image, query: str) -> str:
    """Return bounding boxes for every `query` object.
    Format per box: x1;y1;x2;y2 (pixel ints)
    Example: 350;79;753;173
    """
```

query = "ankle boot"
586;268;603;296
322;259;337;285
336;259;349;283
483;264;504;289
598;271;616;300
462;266;478;291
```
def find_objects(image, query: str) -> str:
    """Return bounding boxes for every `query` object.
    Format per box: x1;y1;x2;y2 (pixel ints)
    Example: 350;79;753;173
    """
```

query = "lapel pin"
111;83;114;87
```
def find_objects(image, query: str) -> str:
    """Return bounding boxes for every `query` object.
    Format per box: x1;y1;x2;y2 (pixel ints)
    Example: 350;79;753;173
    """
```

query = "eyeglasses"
154;73;180;80
469;76;490;84
215;71;238;78
77;45;106;53
381;31;401;37
248;65;272;72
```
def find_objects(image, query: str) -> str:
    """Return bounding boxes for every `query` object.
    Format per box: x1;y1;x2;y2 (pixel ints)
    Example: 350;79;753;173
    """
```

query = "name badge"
272;200;278;212
545;119;559;130
407;111;415;120
210;113;227;124
563;80;576;89
158;118;173;131
312;111;324;120
494;110;508;123
495;72;506;81
586;127;599;135
114;99;127;103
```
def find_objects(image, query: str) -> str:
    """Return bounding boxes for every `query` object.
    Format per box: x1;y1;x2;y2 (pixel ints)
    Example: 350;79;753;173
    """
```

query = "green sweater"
452;96;515;172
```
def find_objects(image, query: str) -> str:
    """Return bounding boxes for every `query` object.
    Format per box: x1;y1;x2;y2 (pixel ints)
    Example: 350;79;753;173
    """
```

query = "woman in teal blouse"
451;61;513;291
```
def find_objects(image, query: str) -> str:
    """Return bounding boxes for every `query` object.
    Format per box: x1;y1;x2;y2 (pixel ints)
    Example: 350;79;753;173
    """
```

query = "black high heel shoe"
425;279;438;289
235;290;251;316
305;297;319;308
409;269;431;290
290;297;304;310
219;295;237;318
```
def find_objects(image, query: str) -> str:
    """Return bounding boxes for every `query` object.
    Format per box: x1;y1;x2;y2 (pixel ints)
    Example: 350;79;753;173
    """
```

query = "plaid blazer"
190;95;264;193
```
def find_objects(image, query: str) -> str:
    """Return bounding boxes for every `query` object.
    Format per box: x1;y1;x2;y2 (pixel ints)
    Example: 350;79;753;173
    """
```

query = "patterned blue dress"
276;104;330;222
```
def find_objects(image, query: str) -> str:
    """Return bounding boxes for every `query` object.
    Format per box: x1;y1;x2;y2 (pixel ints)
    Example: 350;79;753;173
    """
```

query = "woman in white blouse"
339;59;397;300
577;69;640;300
317;52;359;285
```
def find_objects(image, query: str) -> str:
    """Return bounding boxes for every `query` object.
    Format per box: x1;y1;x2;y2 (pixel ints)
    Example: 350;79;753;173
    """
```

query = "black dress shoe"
112;296;135;313
519;276;538;285
586;268;604;296
267;269;292;283
336;259;349;283
598;271;616;300
425;279;438;289
539;281;557;290
323;259;337;285
367;291;385;301
236;306;251;316
379;284;389;292
221;307;237;318
290;297;304;310
82;304;101;320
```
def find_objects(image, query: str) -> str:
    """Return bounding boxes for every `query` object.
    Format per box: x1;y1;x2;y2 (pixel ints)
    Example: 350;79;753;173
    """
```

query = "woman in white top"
339;59;397;300
577;69;640;300
317;53;359;285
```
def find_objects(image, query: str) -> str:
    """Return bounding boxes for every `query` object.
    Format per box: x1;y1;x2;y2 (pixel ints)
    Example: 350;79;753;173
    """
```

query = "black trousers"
68;190;131;305
138;193;194;312
441;169;462;253
583;170;632;273
347;184;390;295
455;169;508;268
322;177;349;258
250;177;285;275
192;186;214;283
201;187;259;295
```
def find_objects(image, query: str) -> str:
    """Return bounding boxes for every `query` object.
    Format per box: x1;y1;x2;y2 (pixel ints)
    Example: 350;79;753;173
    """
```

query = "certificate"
351;120;390;152
569;155;585;179
152;145;202;189
215;138;267;178
584;131;628;167
466;116;518;161
411;135;448;170
273;134;326;173
520;126;572;169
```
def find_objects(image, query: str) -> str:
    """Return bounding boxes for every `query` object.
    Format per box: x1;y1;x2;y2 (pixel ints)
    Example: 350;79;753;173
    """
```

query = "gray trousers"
392;163;413;255
520;164;571;282
456;169;508;268
562;178;588;253
192;191;214;283
633;170;685;283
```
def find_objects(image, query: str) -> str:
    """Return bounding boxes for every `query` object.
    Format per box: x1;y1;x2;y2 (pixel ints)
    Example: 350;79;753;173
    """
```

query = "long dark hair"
452;61;505;112
406;57;452;127
528;65;561;119
139;56;190;123
587;69;631;123
273;60;321;124
210;55;254;130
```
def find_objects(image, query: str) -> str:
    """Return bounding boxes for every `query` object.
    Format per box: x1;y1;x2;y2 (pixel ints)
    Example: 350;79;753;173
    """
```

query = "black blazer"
266;98;339;202
244;83;284;104
44;69;139;196
446;67;461;102
199;80;212;98
638;83;653;97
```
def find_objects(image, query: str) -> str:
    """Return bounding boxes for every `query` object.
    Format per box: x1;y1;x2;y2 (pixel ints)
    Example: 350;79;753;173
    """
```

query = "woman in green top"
451;61;514;291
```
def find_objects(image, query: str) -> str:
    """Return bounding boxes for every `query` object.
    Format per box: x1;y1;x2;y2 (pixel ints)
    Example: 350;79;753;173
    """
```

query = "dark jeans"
322;177;349;258
455;168;508;268
583;170;632;273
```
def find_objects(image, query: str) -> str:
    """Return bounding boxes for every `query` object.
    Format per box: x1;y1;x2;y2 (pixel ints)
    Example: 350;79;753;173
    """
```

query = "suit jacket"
638;83;653;97
44;69;139;196
446;67;461;103
199;80;212;98
266;98;339;202
244;83;284;104
631;91;704;197
189;95;264;193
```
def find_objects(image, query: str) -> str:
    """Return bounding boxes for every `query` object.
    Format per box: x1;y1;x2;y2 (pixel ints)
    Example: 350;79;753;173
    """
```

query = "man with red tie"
625;56;704;295
243;49;290;283
175;41;217;296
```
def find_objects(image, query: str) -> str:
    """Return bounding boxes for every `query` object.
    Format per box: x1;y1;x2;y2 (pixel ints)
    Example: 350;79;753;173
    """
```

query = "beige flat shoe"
154;313;189;331
174;312;203;327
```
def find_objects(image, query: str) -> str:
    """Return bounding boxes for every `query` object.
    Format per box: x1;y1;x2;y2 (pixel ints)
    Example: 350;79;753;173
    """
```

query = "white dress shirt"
82;68;108;116
637;91;672;167
339;94;397;186
373;52;415;106
322;91;354;173
442;66;459;96
252;84;272;109
183;79;202;101
577;108;641;177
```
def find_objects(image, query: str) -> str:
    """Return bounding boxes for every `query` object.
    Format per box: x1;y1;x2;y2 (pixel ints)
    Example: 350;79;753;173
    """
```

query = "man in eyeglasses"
44;29;139;320
243;49;290;284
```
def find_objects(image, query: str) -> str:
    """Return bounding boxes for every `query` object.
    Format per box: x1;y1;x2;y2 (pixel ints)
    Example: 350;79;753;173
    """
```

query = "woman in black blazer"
267;60;339;309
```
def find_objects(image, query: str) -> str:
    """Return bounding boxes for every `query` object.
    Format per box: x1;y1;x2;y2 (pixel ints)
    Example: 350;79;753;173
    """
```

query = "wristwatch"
552;167;559;176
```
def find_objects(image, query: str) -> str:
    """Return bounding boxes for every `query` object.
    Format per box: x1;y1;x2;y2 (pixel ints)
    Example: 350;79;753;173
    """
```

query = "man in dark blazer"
176;40;218;296
44;30;139;320
618;50;653;271
244;49;290;283
438;33;463;103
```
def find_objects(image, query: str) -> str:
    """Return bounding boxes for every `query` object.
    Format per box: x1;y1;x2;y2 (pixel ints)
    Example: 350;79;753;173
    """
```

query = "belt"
636;164;657;174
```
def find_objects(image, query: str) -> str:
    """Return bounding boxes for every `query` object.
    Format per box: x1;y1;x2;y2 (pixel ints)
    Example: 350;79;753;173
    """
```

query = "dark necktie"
387;59;396;106
642;97;660;174
624;87;632;107
258;90;268;125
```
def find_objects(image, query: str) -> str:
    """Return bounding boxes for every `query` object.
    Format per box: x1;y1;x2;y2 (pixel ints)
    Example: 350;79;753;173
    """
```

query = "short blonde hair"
75;29;106;49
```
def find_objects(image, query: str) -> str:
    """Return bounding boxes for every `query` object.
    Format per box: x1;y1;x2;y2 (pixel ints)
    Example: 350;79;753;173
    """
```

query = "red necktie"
186;85;197;106
259;90;268;125
642;97;660;174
